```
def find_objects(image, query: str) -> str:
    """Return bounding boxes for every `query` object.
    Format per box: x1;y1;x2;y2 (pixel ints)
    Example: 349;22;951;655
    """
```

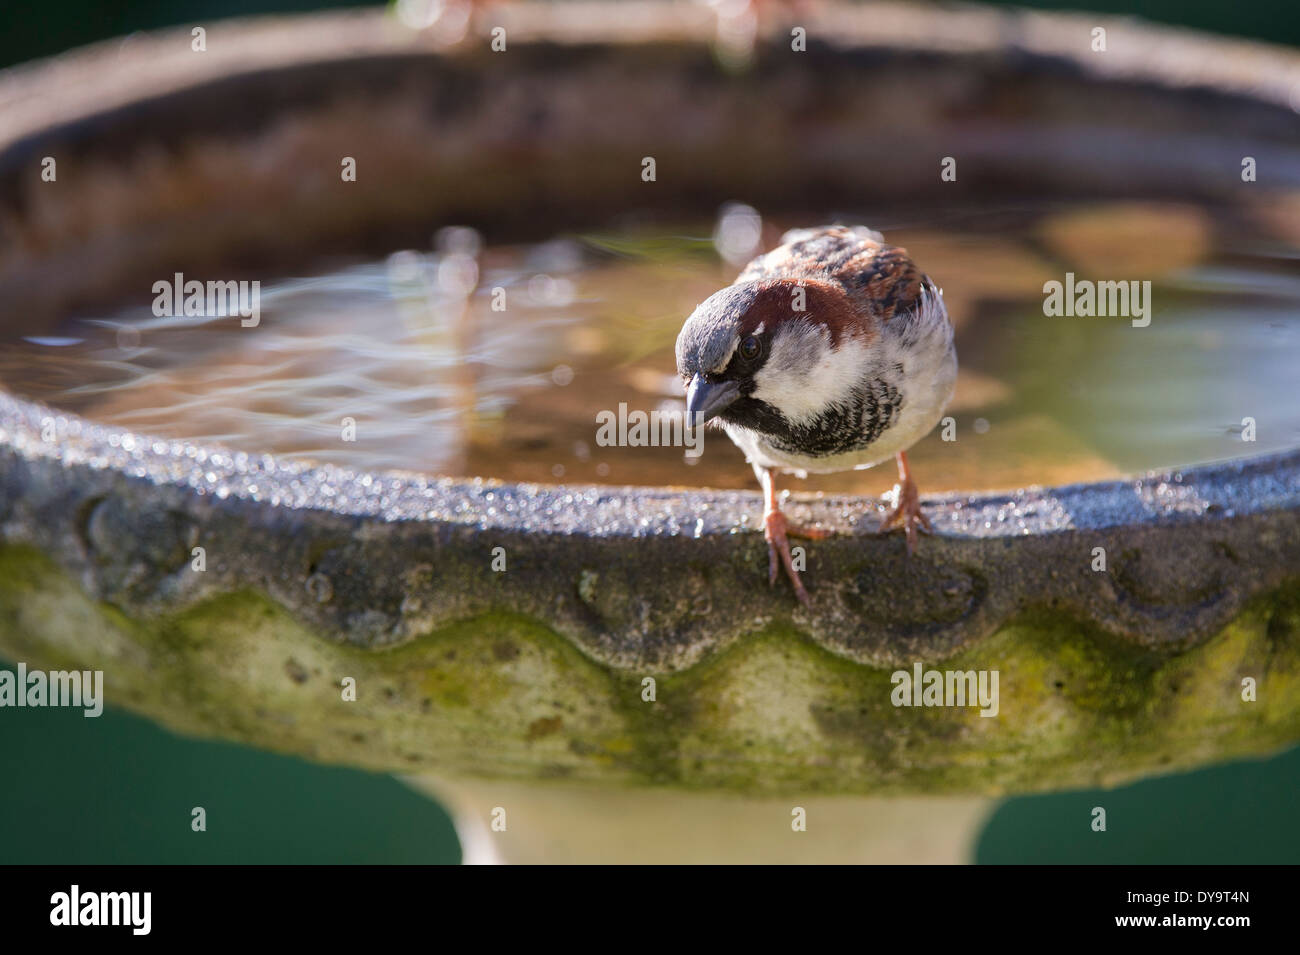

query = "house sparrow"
676;225;957;604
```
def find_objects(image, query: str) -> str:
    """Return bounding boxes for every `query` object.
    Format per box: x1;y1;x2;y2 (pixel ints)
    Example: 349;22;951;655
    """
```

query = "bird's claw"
763;509;828;606
879;480;932;556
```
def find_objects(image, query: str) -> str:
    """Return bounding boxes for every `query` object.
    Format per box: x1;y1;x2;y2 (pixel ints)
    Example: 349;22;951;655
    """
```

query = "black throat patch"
722;376;902;457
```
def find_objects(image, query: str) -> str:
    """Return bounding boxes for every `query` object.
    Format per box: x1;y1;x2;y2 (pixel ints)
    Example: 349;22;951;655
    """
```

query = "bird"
675;225;957;605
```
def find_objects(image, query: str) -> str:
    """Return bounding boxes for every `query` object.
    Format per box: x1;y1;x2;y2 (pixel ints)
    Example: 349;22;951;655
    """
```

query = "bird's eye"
739;336;761;362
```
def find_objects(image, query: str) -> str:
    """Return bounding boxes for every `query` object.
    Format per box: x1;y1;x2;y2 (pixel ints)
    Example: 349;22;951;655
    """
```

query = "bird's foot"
879;476;932;556
764;508;830;606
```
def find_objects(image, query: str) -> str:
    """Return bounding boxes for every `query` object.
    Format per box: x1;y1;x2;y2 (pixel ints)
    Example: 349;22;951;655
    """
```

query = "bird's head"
675;277;870;432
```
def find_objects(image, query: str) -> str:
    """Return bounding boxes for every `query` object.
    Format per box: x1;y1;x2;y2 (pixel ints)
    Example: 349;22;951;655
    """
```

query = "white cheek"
751;326;872;425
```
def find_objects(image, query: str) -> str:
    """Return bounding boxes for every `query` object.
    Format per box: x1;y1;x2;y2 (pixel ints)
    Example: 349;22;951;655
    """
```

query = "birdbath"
1;2;1299;862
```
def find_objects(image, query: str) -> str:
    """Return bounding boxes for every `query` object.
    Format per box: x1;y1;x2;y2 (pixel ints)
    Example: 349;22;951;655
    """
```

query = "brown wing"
736;225;925;324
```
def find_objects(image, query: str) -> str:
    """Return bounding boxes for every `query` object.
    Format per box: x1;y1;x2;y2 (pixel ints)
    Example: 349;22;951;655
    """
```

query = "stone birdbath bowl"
1;2;1298;862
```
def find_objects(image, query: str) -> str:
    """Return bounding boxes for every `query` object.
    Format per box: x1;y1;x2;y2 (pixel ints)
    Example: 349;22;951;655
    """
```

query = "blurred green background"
0;1;1297;864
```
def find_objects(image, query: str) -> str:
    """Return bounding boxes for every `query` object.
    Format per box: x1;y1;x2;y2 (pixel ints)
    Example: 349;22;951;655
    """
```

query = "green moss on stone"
0;543;1296;794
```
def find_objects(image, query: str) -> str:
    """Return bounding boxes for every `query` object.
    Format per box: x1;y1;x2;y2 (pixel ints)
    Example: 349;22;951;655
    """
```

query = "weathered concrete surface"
1;393;1297;793
3;392;1299;667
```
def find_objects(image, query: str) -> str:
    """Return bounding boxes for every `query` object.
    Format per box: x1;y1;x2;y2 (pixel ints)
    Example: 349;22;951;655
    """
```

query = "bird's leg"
879;450;933;556
759;467;830;606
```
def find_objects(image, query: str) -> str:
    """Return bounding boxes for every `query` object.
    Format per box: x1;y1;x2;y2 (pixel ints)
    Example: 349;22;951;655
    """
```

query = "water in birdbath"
1;198;1297;497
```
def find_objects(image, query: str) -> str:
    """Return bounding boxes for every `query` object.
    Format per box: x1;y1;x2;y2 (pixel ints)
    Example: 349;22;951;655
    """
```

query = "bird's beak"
686;374;741;428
